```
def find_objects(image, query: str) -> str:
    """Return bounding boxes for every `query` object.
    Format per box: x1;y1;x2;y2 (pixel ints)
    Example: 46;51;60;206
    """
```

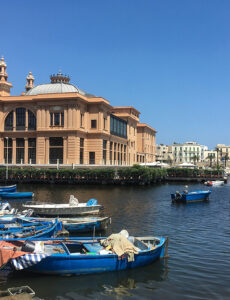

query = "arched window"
4;108;36;131
4;111;13;131
16;108;26;130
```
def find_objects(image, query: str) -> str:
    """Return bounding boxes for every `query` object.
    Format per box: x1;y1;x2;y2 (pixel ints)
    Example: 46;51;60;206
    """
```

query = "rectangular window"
28;138;36;164
16;138;25;164
110;114;127;139
61;112;64;126
28;110;36;130
49;137;63;164
54;113;60;126
80;113;84;127
91;120;97;129
103;140;107;164
89;152;95;164
4;138;13;164
114;143;117;162
110;142;113;163
80;138;84;164
104;118;106;130
50;113;53;126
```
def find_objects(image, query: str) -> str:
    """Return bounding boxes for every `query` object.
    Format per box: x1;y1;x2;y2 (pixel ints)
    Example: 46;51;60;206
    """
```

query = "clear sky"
1;0;230;149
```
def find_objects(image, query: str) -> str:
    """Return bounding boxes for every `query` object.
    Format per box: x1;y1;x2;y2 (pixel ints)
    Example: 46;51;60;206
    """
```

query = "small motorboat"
171;188;211;203
0;185;17;193
3;232;168;275
23;195;103;217
204;180;224;187
0;192;34;199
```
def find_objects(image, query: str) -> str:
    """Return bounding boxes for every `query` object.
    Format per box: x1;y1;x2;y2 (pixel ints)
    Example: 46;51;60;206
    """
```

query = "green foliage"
167;167;224;177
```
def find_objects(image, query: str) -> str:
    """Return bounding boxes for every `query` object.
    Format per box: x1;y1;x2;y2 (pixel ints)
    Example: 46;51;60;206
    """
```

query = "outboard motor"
175;191;182;202
21;241;36;253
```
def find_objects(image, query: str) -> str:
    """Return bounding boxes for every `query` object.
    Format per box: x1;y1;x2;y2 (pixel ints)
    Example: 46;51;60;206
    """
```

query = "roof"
137;123;157;133
25;83;87;96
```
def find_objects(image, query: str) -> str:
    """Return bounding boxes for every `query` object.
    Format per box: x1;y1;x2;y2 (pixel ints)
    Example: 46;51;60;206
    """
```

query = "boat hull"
23;205;103;217
22;237;166;275
63;217;110;233
171;191;211;203
0;192;34;199
0;185;17;193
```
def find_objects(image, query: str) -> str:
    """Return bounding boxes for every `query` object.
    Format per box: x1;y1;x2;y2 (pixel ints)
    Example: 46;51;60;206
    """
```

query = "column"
63;137;67;164
37;108;41;130
46;109;50;128
67;106;72;128
73;107;77;128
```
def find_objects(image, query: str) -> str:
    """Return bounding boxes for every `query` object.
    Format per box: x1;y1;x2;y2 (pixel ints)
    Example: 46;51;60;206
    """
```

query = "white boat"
22;195;103;217
204;180;224;187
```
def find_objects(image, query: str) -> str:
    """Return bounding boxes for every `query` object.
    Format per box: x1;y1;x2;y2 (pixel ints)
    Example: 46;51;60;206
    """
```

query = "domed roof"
25;82;84;96
25;72;87;96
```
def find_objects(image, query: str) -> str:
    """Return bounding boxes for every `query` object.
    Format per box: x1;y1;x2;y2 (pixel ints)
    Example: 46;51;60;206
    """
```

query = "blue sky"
1;0;230;149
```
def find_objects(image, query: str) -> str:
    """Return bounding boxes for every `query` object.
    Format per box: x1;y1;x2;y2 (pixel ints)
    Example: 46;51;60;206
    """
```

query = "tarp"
100;233;138;262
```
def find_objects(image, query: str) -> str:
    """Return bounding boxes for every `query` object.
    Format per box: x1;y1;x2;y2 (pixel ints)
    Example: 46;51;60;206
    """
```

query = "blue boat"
7;235;167;275
13;216;111;233
171;190;211;203
0;219;62;240
0;192;34;199
0;185;17;193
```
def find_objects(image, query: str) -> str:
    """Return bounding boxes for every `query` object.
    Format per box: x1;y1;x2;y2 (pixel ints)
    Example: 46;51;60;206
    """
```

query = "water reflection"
1;260;168;299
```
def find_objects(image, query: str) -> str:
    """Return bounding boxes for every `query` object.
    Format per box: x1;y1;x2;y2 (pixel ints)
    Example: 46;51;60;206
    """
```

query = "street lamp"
5;137;8;181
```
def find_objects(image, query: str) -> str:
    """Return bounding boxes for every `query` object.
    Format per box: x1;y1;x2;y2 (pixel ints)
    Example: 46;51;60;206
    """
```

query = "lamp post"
5;137;8;181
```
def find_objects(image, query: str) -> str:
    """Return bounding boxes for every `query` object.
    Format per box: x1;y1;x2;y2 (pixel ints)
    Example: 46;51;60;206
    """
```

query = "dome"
25;72;87;96
25;82;84;96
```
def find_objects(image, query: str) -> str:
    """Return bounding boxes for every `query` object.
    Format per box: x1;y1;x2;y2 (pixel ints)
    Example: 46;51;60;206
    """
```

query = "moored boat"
3;234;167;276
0;192;34;199
171;189;211;203
14;216;111;233
0;184;17;193
204;180;224;187
23;195;103;217
0;219;62;240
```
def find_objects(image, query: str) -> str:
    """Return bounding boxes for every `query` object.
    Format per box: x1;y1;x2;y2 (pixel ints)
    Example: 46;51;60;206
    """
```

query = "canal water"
1;181;230;299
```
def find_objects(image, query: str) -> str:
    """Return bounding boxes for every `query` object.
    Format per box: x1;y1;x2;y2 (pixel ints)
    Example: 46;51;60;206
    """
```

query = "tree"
192;155;198;165
207;153;214;168
224;153;229;168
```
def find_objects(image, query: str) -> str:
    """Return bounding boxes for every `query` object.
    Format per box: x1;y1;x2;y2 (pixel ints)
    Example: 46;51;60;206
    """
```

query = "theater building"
0;57;156;166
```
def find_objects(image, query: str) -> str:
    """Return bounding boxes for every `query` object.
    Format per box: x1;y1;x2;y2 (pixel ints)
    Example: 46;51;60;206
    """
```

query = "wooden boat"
0;192;34;199
0;185;17;193
171;190;211;203
7;235;167;275
0;219;62;240
204;180;224;187
23;196;103;217
14;216;111;233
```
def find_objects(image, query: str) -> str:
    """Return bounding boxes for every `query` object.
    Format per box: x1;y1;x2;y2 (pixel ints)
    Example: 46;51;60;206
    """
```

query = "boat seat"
83;242;102;254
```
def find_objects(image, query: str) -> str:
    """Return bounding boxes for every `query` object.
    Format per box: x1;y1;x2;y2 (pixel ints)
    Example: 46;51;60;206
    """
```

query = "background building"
0;57;156;166
170;142;208;165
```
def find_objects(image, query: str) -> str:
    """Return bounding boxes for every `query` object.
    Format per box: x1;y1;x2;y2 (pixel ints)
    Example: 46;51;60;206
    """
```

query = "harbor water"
1;181;230;299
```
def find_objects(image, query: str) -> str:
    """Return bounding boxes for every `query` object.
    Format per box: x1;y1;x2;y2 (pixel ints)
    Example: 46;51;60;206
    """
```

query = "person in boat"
175;191;182;200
